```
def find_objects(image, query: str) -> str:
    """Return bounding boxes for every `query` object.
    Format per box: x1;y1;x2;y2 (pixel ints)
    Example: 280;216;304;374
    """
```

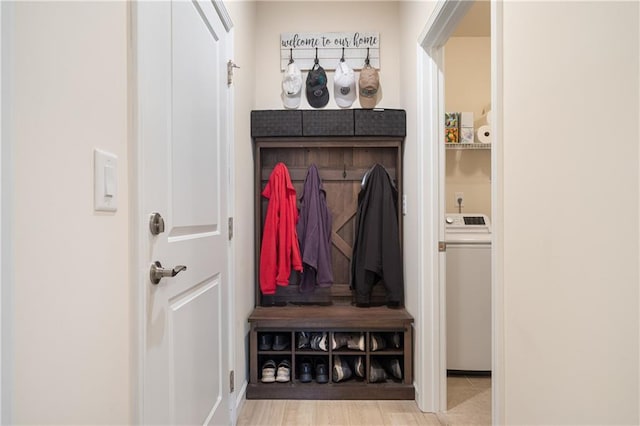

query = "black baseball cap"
306;63;329;108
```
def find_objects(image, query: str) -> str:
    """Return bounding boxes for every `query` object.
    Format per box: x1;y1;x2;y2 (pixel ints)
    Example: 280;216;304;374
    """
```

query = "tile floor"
440;374;491;425
236;375;491;425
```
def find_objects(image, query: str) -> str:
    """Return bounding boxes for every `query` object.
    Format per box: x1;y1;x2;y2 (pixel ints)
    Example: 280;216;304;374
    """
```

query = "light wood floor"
237;376;491;425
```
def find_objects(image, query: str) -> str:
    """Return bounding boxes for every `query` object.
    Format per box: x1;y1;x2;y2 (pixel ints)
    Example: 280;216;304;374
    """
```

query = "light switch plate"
94;149;118;212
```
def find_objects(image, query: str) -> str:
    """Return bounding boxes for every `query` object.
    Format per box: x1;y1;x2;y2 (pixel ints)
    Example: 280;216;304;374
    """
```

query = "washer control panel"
445;214;491;233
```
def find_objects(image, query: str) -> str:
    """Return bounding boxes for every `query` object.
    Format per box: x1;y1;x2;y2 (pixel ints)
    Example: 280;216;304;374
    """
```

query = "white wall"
254;1;402;110
500;1;639;423
398;0;437;409
10;2;130;423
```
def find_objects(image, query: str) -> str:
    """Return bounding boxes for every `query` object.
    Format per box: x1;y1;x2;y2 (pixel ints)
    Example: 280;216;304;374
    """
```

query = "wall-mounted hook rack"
280;32;380;71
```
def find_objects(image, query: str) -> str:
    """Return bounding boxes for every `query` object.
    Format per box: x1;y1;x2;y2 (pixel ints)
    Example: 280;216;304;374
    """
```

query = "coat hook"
365;47;370;66
341;47;345;62
289;48;293;64
343;164;347;179
314;47;319;65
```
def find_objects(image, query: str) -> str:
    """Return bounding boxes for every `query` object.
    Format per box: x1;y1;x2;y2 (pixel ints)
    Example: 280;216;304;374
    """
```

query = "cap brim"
282;92;301;109
306;88;329;108
359;94;377;109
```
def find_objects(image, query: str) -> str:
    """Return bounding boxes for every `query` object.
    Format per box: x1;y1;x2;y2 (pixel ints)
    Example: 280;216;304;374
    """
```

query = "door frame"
415;0;504;422
129;1;235;423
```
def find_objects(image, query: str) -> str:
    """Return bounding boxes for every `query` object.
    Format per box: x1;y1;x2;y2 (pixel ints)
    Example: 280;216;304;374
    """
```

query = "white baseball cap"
334;61;356;108
281;62;302;109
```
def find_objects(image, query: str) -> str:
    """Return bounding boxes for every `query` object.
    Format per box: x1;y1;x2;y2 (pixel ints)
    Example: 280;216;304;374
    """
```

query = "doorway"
442;2;492;420
416;0;503;422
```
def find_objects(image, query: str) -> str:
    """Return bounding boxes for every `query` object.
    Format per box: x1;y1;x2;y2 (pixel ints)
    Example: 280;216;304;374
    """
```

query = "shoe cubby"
248;304;414;399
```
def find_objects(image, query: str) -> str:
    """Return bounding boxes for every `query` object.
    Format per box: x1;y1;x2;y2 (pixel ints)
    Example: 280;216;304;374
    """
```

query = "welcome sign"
280;32;380;71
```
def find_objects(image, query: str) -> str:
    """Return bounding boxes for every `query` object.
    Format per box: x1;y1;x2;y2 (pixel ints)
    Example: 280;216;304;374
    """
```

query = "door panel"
137;1;231;424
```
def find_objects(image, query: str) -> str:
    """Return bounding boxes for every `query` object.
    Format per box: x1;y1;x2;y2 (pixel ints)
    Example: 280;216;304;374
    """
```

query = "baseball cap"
281;62;302;109
358;65;380;109
334;61;356;108
306;63;329;108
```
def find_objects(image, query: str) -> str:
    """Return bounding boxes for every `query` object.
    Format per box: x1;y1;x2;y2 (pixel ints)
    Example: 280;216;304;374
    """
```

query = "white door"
135;1;232;424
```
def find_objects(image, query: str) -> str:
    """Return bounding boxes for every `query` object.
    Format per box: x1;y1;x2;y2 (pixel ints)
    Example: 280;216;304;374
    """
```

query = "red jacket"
260;163;302;294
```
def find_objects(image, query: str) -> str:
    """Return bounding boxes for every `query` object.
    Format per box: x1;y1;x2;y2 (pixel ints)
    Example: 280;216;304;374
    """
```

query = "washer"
445;213;491;373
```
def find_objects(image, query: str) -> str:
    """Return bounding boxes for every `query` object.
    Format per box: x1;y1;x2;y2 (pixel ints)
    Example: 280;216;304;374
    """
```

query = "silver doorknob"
150;261;187;285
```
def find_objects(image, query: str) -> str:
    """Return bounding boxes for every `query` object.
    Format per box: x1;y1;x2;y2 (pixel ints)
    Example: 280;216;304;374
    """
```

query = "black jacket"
350;164;403;306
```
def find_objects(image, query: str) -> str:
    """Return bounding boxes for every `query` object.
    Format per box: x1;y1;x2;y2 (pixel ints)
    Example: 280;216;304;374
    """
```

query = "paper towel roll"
476;125;492;144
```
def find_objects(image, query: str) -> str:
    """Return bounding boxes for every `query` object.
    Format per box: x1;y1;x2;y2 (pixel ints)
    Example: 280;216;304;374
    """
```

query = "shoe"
297;332;310;349
354;356;365;378
261;360;277;383
275;359;291;383
391;332;401;349
299;358;313;383
332;355;352;382
347;333;365;351
259;334;273;351
370;333;387;351
331;332;350;350
310;332;328;351
315;359;329;384
384;358;402;380
369;359;388;383
272;334;290;351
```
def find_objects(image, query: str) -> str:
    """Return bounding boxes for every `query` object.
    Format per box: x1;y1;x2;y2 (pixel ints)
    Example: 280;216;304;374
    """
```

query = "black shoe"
315;359;329;384
297;332;310;349
332;355;352;382
370;333;387;351
354;356;365;378
272;334;290;351
299;358;313;383
310;332;328;351
259;334;273;351
369;359;388;383
383;358;402;380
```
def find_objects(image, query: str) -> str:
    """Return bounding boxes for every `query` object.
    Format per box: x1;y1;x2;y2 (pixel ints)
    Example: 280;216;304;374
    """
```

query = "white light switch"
94;149;118;212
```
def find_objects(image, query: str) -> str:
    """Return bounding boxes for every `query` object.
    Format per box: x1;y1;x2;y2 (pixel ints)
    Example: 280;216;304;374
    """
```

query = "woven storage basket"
354;109;406;137
251;110;302;137
302;110;354;136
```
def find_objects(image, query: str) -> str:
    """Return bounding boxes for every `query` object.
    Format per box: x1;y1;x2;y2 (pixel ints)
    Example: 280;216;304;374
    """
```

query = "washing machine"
445;213;491;373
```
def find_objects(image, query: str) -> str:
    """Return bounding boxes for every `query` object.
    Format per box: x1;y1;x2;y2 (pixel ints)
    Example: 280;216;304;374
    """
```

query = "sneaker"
384;358;402;380
310;332;328;351
369;359;388;383
272;334;290;351
315;359;329;384
332;355;352;382
370;333;387;351
347;333;365;351
275;359;291;383
299;358;313;383
297;332;310;349
354;356;365;378
261;359;277;383
331;332;350;350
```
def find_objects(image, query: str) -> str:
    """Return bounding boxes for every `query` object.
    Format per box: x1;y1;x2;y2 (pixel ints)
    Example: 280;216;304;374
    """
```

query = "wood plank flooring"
237;376;491;425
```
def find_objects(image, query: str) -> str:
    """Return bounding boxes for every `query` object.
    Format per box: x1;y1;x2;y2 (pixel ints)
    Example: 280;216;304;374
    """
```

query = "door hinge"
439;241;447;252
228;217;233;241
227;60;239;86
229;370;235;393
